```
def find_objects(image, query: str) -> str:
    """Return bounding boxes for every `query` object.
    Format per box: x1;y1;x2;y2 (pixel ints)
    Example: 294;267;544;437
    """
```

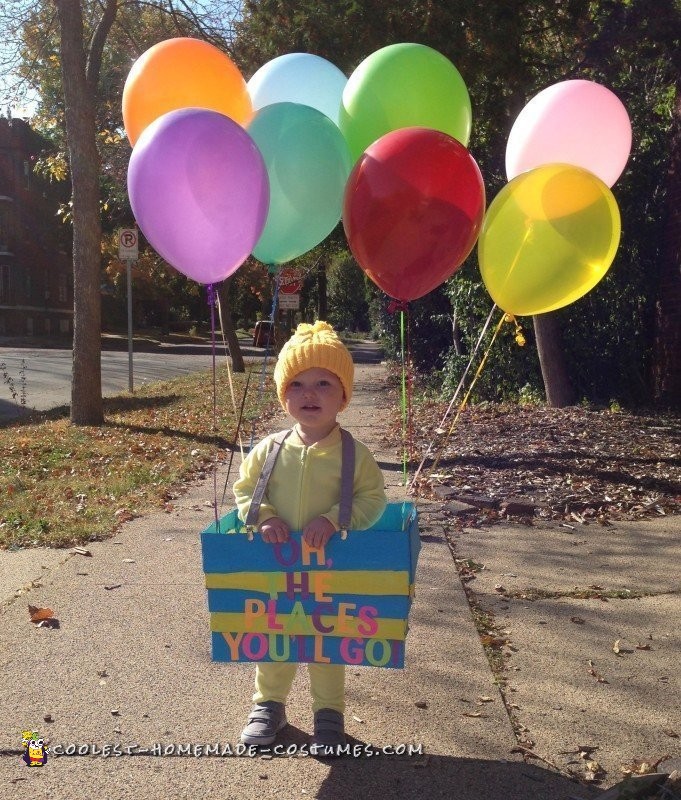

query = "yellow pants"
253;662;345;713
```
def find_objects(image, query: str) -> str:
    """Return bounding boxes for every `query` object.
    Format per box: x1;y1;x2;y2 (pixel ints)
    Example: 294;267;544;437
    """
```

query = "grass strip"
0;366;277;549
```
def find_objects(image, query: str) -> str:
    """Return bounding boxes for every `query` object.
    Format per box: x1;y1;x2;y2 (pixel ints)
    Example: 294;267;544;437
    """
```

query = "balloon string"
215;291;253;508
207;283;220;533
409;304;498;493
406;309;415;465
215;291;241;436
399;309;415;488
221;367;253;508
250;266;281;450
428;310;508;477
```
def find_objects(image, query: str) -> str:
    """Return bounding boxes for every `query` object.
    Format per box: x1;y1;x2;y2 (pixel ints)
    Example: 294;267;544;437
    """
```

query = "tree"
2;0;240;424
56;0;116;424
8;0;677;408
217;276;245;373
651;81;680;405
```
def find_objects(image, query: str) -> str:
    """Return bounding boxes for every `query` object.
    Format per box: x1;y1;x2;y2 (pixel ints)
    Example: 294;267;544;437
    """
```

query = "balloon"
127;108;269;285
478;164;621;316
123;38;252;146
248;102;352;265
248;53;347;125
340;43;472;164
343;127;485;302
505;80;632;187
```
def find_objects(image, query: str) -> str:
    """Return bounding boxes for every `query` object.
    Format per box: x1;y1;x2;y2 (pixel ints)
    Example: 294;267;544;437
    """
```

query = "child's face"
284;368;345;432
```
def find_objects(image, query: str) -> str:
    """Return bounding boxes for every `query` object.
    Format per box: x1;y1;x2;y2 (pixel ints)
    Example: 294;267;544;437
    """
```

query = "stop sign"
278;267;304;294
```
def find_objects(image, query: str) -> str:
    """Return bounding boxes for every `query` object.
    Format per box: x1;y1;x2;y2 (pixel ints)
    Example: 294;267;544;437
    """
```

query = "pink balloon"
505;80;632;187
128;108;269;285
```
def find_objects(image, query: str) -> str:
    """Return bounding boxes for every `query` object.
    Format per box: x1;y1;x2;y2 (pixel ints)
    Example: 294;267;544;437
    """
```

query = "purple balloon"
127;108;269;284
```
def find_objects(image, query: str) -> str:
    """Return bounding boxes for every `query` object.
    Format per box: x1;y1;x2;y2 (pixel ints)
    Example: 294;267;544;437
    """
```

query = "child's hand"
258;517;290;544
303;516;336;550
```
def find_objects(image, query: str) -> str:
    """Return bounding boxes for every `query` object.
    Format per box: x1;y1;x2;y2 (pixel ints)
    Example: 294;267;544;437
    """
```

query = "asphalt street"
0;338;381;423
0;347;218;422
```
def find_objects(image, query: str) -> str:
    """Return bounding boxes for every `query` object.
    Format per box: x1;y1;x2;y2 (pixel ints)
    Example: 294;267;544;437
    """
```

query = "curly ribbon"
410;308;525;492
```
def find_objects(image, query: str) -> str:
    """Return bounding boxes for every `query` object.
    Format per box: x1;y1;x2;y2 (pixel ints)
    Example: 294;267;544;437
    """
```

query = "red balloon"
343;127;485;301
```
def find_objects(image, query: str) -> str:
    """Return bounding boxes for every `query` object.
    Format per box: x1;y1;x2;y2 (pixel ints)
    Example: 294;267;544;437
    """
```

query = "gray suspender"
244;428;355;537
244;429;291;529
338;428;355;535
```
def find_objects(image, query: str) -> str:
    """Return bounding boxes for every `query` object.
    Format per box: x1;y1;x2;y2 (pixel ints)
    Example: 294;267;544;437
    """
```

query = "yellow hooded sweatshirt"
233;425;386;532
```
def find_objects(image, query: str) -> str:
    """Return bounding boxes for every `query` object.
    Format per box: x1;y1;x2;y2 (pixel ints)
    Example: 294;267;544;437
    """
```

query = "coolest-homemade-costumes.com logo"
21;730;48;767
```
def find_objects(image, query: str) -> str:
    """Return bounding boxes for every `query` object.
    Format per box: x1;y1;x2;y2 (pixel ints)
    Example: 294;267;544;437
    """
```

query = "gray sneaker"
240;701;288;745
310;708;346;756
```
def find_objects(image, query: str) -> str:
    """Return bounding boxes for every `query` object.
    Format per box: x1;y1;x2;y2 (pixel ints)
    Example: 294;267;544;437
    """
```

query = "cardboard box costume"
201;428;420;668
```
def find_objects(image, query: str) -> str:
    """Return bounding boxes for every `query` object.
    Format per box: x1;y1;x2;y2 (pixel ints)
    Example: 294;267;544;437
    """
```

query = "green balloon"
340;43;472;164
248;102;352;265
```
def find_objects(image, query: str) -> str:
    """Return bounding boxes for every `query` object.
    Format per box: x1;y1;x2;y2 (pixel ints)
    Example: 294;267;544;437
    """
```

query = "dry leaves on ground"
392;401;680;527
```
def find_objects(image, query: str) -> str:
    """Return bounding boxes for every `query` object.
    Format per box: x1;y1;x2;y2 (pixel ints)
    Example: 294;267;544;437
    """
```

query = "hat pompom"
273;320;354;411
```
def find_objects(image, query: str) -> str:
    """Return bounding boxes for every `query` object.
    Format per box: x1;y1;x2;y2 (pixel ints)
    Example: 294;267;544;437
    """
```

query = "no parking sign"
118;228;138;261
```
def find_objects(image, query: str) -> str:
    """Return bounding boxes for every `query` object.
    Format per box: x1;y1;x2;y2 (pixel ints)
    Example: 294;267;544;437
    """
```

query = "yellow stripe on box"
210;612;408;640
204;570;409;596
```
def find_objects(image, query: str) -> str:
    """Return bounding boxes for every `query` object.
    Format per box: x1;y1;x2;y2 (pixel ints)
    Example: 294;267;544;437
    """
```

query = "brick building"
0;117;73;337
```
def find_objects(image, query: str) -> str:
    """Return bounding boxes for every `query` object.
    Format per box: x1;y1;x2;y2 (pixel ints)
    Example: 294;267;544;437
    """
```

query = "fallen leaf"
620;754;670;775
28;605;55;623
662;729;679;738
462;711;483;718
570;616;585;625
480;635;507;647
636;643;652;650
587;660;609;684
583;758;605;781
612;639;622;654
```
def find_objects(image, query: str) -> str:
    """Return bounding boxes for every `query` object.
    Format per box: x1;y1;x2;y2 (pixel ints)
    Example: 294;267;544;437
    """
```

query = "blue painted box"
201;502;420;668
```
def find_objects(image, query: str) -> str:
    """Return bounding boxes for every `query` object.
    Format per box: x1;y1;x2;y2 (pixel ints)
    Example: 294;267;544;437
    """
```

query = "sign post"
118;228;138;393
278;268;304;336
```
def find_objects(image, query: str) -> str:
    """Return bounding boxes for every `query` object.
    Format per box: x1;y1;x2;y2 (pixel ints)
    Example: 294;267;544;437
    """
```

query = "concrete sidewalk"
0;361;676;798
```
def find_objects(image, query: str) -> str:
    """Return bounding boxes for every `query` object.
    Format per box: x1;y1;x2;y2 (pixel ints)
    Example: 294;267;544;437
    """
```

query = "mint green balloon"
340;43;472;164
248;102;352;264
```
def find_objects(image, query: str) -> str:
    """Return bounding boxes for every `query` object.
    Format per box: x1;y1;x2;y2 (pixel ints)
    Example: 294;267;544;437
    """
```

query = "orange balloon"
123;38;253;146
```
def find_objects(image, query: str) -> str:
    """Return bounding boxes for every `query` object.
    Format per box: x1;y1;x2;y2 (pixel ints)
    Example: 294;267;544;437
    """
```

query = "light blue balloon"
247;53;347;126
248;102;352;265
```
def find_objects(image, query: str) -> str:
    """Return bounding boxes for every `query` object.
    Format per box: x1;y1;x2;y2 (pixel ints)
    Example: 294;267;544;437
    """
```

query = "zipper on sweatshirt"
297;446;308;530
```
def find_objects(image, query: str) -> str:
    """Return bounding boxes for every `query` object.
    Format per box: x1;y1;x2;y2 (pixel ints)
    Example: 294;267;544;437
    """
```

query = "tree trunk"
217;277;245;373
651;80;681;407
56;0;104;424
533;312;576;407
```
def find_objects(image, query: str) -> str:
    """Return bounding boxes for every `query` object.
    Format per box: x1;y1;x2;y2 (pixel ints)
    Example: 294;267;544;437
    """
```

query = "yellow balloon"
478;164;621;316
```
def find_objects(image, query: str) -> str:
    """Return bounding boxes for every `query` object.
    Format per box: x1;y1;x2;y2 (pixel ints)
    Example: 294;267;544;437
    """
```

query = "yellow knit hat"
273;321;354;411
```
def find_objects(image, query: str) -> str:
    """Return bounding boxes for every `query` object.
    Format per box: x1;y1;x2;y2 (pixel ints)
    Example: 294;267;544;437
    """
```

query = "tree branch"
86;0;118;92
